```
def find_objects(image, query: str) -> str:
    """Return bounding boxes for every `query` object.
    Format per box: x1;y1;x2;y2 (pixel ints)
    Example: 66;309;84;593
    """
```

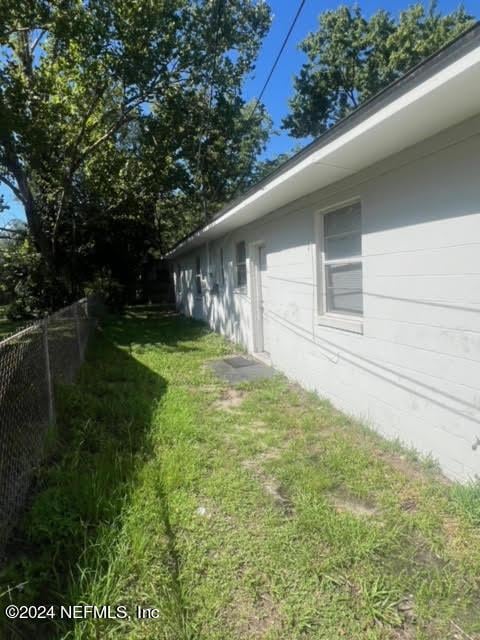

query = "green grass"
1;308;480;639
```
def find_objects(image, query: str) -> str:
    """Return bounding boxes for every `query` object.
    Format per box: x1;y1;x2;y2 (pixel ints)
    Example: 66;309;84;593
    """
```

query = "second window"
323;202;363;316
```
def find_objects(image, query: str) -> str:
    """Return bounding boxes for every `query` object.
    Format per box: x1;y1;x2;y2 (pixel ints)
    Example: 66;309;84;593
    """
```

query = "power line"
242;0;308;132
232;0;308;197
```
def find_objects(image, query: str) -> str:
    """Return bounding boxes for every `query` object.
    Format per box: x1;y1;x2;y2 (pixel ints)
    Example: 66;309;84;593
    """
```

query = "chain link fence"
0;296;103;551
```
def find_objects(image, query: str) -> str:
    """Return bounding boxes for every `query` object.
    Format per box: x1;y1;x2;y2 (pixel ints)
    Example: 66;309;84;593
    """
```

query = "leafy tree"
244;149;302;189
0;224;62;317
283;2;474;138
0;0;271;292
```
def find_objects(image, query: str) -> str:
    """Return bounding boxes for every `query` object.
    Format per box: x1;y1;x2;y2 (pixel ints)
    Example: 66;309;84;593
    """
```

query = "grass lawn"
1;309;480;639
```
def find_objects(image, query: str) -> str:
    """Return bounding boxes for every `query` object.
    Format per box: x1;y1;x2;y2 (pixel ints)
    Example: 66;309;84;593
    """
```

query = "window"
235;241;247;289
323;202;363;316
220;248;225;287
195;256;202;295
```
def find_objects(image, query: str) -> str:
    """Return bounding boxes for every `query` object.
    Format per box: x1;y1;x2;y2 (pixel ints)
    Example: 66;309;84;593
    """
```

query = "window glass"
325;234;361;261
325;263;363;315
323;203;363;317
324;203;361;236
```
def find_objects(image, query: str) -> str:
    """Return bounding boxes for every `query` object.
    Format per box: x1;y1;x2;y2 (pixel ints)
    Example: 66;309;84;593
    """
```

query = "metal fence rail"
0;296;102;551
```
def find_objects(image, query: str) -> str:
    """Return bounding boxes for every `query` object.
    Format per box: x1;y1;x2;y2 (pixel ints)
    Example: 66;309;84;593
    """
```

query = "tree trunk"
24;195;54;268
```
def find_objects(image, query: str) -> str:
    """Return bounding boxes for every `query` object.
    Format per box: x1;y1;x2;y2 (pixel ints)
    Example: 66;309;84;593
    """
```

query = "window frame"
315;199;364;334
234;240;248;292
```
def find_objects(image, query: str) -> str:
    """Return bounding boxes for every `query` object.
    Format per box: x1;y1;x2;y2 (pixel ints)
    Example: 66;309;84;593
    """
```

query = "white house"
166;24;480;482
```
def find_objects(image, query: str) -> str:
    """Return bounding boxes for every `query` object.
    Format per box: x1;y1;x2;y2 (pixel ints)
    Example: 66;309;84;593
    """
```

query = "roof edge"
166;20;480;258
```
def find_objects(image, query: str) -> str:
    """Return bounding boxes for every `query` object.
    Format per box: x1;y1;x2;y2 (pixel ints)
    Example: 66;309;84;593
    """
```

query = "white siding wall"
173;118;480;482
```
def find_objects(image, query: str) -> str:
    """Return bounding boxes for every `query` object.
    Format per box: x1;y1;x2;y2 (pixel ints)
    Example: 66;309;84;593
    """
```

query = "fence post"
42;318;55;426
73;302;83;360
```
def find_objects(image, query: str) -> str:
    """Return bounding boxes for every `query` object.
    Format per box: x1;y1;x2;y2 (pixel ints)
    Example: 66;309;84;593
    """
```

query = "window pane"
237;264;247;288
325;233;361;261
325;262;363;315
324;203;361;237
196;256;201;275
236;241;246;264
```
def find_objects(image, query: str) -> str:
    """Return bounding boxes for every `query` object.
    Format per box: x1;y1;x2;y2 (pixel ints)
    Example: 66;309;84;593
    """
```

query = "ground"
1;309;480;639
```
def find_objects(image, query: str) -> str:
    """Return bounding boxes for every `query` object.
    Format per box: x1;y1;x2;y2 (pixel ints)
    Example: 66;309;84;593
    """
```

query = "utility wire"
232;0;308;197
243;0;308;131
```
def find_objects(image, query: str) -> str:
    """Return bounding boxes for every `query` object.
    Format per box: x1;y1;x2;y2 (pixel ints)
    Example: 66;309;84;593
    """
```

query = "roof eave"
166;23;480;259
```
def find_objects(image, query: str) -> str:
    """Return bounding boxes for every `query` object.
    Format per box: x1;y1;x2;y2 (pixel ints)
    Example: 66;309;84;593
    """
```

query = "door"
253;245;269;355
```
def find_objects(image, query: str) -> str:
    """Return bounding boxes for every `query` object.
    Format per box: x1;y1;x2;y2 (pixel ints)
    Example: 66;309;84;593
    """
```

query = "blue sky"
244;0;480;159
2;0;479;223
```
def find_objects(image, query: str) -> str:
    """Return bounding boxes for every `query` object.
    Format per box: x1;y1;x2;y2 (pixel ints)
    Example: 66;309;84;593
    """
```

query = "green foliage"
283;2;474;137
450;479;480;527
0;229;68;318
83;268;125;310
244;150;298;189
0;0;272;307
2;310;480;639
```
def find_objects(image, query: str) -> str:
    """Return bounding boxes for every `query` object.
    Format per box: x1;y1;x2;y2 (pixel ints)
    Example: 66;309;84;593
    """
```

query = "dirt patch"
449;619;480;640
375;447;450;486
328;491;378;517
410;534;447;570
236;420;269;435
397;597;416;624
229;591;282;639
400;497;418;513
250;419;268;430
213;388;246;412
414;546;446;569
387;597;417;639
390;627;416;640
242;450;293;515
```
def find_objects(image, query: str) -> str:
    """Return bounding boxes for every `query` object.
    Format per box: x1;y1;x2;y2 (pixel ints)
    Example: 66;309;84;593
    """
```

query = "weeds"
1;309;479;639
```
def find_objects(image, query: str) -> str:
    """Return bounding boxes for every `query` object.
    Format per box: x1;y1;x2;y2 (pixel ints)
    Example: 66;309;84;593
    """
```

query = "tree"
283;2;474;138
0;0;271;284
0;223;58;316
244;149;301;189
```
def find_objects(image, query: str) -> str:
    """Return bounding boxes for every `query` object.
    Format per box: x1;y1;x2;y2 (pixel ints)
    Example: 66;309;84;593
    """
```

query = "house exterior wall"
173;116;480;482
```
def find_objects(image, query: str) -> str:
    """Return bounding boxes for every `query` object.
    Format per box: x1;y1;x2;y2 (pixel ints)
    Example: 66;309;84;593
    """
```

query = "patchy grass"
1;309;480;640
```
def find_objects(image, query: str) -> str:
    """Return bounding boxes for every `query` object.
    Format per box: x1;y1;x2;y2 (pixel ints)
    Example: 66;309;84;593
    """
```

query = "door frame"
249;241;266;354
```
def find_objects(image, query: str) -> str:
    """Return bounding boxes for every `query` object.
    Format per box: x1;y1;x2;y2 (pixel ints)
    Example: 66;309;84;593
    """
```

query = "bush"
84;269;125;311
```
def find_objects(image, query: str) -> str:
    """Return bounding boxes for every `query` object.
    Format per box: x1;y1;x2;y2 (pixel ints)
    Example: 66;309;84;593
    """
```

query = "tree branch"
67;82;109;169
79;101;142;161
31;29;46;54
0;226;23;234
4;24;50;37
0;174;26;204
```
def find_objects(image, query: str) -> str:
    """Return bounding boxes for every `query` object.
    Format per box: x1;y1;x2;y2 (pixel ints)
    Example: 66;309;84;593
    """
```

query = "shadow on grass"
0;311;208;639
108;309;212;350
